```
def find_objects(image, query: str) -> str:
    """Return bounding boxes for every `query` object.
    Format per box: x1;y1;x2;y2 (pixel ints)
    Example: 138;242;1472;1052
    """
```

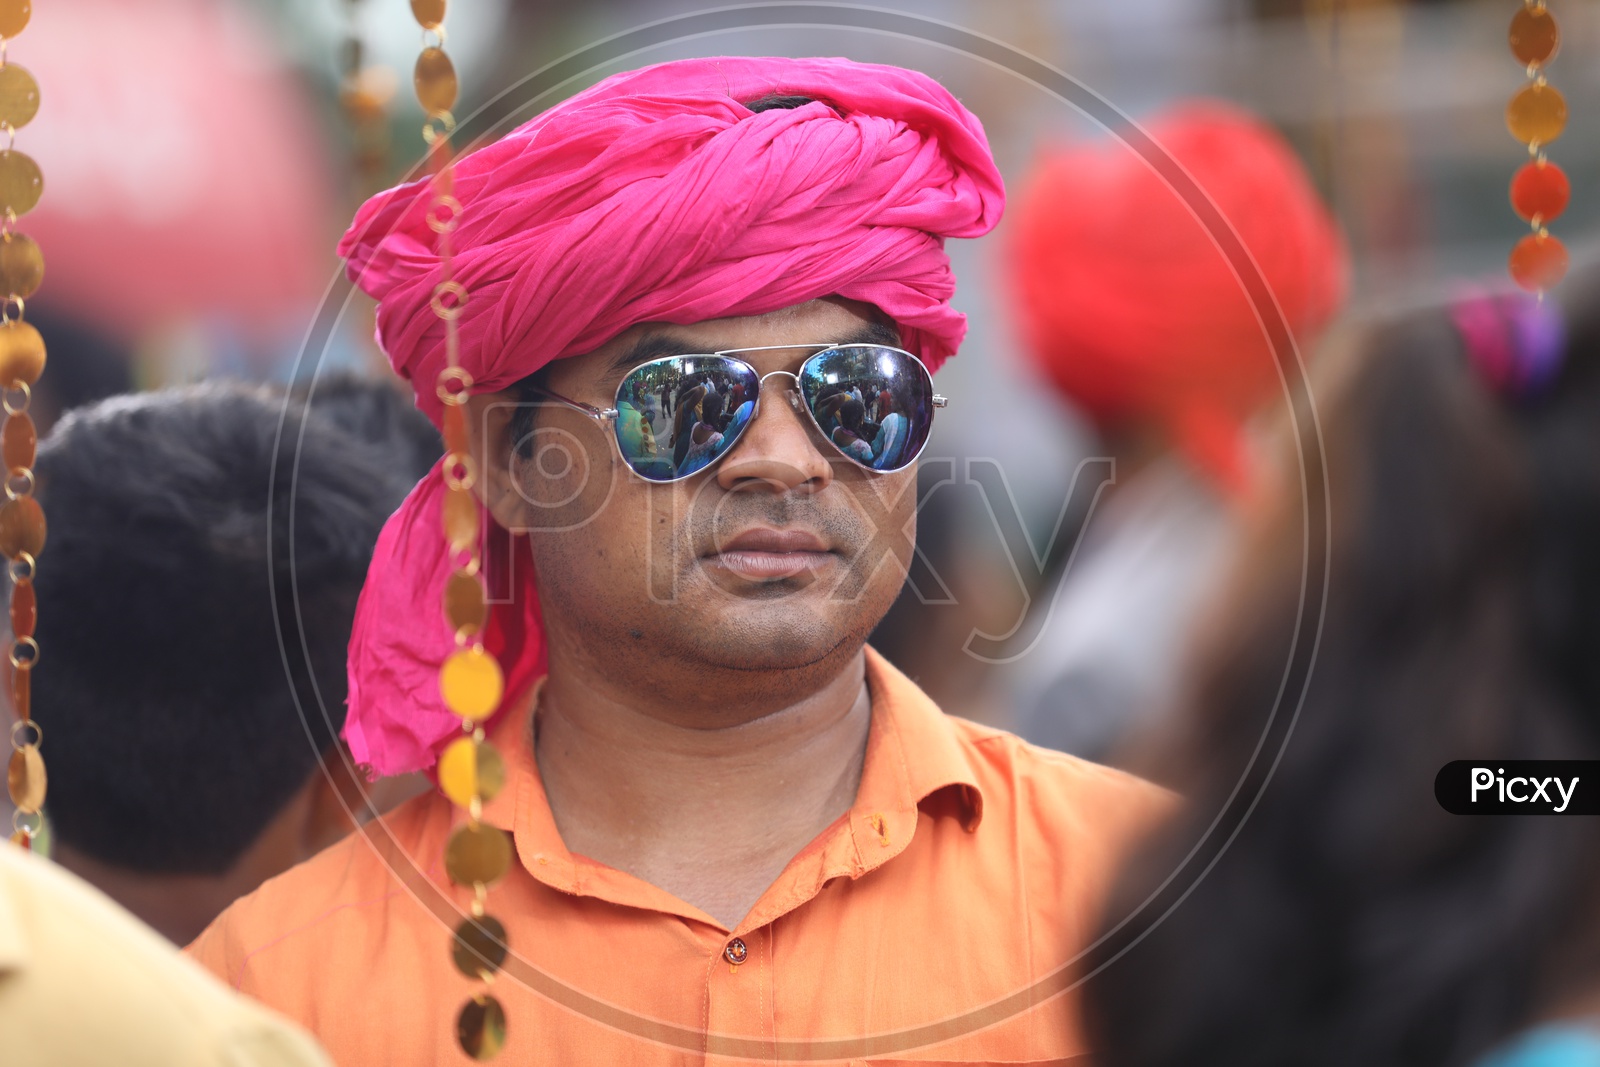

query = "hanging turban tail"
1006;101;1347;498
337;56;1005;777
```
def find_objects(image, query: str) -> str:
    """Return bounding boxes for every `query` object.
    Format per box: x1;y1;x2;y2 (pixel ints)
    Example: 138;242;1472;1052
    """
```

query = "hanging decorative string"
0;0;46;854
406;1;512;1059
0;0;44;852
340;0;398;377
340;0;395;200
1506;2;1569;293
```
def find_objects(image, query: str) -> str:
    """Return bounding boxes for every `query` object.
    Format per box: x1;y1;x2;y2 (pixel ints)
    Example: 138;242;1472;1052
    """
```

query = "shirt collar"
851;645;984;836
476;644;985;928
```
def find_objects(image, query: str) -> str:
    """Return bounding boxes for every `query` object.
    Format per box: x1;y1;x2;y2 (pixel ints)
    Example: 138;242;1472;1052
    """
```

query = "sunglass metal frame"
525;342;947;483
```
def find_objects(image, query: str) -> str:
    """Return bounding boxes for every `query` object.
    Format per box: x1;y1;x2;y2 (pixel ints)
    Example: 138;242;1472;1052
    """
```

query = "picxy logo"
1435;760;1597;815
1469;767;1579;812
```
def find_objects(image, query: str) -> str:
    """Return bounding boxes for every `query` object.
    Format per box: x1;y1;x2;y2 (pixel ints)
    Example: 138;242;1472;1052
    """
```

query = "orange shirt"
189;649;1171;1066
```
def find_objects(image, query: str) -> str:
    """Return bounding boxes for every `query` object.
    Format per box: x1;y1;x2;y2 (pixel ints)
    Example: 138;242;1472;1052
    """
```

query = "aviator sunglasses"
527;343;947;484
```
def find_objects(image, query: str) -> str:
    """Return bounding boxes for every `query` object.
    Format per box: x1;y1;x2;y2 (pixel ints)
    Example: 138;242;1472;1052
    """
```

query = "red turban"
337;56;1004;776
1006;100;1347;495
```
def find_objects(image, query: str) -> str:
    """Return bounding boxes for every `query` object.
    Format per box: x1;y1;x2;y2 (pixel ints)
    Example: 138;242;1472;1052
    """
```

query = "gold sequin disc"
442;485;478;554
0;318;44;388
456;993;507;1060
0;150;42;217
1506;83;1567;145
414;47;458;117
11;664;27;720
1510;5;1559;67
1;408;32;470
7;742;44;813
0;64;39;130
0;1;31;40
445;821;512;886
442;402;468;456
11;576;34;638
0;494;44;558
444;570;487;639
0;233;43;299
440;646;503;720
439;736;505;808
411;0;446;30
1509;232;1569;292
451;914;509;978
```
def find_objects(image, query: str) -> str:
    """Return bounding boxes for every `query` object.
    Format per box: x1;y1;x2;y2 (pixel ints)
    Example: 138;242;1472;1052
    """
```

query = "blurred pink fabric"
338;56;1005;776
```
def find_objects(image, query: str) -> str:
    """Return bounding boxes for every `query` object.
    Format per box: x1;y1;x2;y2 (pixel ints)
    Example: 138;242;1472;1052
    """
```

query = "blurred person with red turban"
1003;101;1348;764
188;56;1171;1065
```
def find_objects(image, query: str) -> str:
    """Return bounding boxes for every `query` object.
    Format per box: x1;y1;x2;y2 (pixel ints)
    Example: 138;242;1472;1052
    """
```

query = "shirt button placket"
707;932;771;1052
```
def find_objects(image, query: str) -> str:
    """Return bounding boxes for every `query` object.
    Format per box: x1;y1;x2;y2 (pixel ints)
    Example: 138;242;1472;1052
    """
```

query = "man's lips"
703;527;836;580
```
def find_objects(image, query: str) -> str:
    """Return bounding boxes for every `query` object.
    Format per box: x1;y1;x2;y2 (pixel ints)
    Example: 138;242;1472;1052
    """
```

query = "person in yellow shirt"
0;841;332;1067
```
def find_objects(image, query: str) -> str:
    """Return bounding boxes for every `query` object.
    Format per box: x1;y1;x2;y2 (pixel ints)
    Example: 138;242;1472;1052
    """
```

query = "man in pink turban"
190;57;1168;1064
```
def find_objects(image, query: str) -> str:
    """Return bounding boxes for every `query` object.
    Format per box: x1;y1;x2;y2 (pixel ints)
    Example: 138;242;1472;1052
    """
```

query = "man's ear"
465;389;529;532
465;384;617;538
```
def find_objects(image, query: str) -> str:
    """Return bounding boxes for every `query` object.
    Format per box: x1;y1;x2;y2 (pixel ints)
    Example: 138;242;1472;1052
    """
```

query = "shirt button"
724;938;748;966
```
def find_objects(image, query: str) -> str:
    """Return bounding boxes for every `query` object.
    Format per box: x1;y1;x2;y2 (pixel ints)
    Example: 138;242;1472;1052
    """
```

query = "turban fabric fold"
337;56;1004;776
1006;101;1347;497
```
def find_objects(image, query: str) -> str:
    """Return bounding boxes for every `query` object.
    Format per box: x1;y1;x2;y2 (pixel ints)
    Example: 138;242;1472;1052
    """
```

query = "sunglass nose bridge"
756;369;805;412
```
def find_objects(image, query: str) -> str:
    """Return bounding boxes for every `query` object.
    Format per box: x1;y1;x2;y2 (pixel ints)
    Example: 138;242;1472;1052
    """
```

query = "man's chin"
673;609;868;674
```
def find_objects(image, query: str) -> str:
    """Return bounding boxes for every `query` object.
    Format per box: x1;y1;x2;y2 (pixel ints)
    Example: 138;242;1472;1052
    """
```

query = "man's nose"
714;376;834;493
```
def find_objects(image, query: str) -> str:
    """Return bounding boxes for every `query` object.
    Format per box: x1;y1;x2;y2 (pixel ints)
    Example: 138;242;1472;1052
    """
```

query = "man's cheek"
832;473;918;602
503;411;618;536
644;484;691;604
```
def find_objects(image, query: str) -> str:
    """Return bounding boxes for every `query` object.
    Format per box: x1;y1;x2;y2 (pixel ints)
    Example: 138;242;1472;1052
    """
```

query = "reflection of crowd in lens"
810;372;913;471
616;365;758;480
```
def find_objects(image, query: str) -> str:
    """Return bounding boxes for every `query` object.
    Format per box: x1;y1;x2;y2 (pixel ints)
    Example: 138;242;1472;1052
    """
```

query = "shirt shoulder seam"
227;884;411;991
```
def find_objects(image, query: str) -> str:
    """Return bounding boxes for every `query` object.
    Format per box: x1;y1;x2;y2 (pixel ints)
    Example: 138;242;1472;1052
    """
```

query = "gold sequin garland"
408;2;512;1060
340;0;397;377
339;0;394;199
0;0;46;853
1506;2;1569;292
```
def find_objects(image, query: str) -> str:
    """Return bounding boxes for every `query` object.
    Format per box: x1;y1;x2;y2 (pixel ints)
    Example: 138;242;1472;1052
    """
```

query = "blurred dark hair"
700;390;724;429
838;397;866;433
744;94;824;113
1086;276;1600;1066
33;384;408;875
292;371;443;487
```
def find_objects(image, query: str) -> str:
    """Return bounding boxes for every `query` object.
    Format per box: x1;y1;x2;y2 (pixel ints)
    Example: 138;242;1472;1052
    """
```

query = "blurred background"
16;0;1599;751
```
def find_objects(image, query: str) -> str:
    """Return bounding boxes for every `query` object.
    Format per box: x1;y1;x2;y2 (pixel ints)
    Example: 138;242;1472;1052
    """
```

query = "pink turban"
338;56;1004;776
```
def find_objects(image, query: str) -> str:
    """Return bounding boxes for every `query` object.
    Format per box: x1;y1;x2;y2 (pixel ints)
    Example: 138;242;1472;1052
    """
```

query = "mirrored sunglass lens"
612;356;760;481
798;346;933;471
